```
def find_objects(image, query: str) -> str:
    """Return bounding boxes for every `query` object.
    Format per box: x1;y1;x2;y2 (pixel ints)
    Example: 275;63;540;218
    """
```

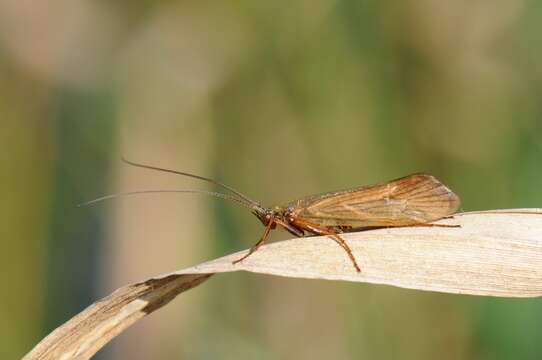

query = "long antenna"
122;157;261;208
79;189;258;210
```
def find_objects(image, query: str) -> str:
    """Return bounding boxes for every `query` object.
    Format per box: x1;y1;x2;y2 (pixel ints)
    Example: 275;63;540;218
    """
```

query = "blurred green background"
2;1;542;359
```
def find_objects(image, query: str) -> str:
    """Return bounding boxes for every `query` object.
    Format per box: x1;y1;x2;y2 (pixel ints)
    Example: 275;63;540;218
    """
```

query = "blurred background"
2;1;542;359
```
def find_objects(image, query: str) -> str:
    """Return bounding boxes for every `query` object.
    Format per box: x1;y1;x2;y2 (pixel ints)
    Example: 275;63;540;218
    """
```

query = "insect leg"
274;218;305;237
411;223;460;228
232;219;274;265
291;219;361;272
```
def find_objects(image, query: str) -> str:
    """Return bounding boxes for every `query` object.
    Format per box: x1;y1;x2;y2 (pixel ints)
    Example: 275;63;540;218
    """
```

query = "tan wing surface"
288;173;460;228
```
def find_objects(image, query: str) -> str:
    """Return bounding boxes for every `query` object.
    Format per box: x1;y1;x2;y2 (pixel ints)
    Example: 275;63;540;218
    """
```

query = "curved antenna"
79;189;259;210
122;157;260;208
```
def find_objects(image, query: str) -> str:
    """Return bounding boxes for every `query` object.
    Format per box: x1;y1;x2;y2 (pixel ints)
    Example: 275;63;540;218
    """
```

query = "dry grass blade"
24;274;212;360
24;209;542;359
183;208;542;297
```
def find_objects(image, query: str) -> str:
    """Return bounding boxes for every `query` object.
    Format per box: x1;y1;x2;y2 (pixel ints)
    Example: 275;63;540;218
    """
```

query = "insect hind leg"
410;223;460;228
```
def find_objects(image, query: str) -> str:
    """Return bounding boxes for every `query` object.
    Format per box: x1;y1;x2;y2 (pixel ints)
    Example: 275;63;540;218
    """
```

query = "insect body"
84;160;461;273
245;173;460;272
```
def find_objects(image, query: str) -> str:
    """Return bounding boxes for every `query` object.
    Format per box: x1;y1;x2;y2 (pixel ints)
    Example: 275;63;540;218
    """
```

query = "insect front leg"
291;219;361;273
233;219;274;265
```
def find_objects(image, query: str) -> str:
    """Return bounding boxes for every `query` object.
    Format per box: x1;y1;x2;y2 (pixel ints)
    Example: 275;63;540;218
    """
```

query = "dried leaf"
24;209;542;359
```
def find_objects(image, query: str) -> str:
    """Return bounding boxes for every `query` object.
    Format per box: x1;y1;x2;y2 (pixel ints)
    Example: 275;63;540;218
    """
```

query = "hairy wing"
289;173;460;228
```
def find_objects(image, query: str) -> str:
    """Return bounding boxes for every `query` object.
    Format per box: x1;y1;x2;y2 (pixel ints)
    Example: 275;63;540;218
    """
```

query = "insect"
83;159;461;272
